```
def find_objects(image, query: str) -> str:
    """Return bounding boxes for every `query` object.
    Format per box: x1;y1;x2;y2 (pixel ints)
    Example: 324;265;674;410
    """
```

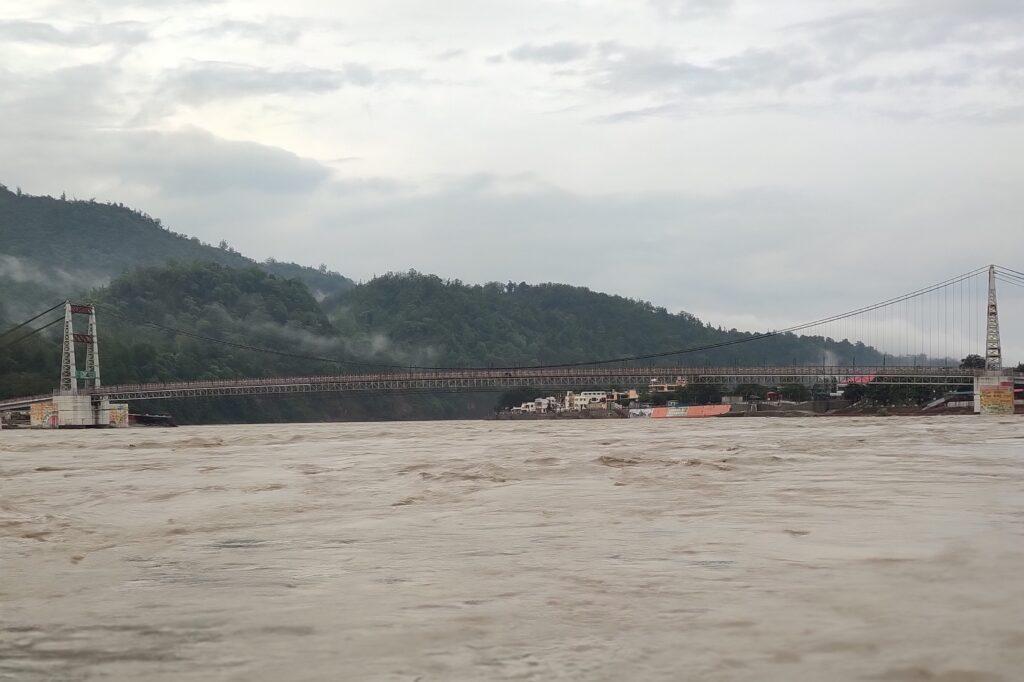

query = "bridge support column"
41;302;120;428
51;395;105;427
29;396;128;428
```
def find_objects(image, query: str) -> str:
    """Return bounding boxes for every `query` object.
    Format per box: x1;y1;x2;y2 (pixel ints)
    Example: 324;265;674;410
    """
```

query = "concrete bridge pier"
974;372;1016;415
30;395;127;428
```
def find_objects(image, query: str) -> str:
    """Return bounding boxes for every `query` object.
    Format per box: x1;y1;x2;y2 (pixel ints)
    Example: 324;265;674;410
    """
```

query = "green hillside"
0;187;898;423
0;263;482;422
325;271;880;368
0;184;353;307
2;263;885;423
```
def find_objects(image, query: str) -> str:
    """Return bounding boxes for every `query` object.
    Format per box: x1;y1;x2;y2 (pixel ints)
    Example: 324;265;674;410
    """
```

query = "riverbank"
494;401;1002;419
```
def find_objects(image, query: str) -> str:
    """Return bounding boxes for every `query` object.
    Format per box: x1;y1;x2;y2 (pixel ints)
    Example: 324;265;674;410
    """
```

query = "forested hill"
324;271;882;368
2;265;881;392
2;263;883;424
0;184;354;308
0;185;892;424
0;263;490;422
1;262;334;394
0;183;877;376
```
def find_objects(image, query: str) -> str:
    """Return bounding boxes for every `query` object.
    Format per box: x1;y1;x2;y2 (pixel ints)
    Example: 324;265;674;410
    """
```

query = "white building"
563;391;606;410
562;390;637;410
512;396;560;413
512;389;640;414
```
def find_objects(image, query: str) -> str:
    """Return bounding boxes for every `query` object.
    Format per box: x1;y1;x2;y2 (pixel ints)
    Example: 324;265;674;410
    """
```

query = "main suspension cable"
0;301;65;340
0;317;63;351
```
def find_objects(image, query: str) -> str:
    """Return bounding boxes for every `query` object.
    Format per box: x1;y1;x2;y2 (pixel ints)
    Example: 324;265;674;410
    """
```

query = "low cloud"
0;255;61;285
588;42;825;99
434;49;464;61
105;128;332;195
249;315;440;367
587;2;1024;122
0;62;125;133
481;1;1024;123
0;19;149;47
795;1;1024;57
160;61;418;106
0;126;332;197
189;18;310;44
508;42;590;64
0;255;108;290
649;0;733;20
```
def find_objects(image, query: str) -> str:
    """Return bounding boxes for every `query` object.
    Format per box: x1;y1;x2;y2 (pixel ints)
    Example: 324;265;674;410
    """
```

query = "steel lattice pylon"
985;265;1002;370
84;305;101;388
58;302;77;395
57;301;102;396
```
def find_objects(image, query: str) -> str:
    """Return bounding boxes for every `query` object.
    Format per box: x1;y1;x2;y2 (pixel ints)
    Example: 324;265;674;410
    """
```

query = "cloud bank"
1;0;1022;358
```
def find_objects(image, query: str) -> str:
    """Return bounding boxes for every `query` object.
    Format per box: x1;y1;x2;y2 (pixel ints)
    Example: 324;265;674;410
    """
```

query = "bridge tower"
974;266;1014;415
58;301;102;394
47;302;118;427
84;303;101;389
985;265;1002;371
58;302;77;395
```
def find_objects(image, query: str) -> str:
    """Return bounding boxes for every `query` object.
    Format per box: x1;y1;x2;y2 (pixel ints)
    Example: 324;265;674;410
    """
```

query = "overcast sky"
2;0;1022;358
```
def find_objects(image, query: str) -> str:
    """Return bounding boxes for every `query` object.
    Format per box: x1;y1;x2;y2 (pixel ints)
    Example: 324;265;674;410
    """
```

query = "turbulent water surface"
2;417;1023;681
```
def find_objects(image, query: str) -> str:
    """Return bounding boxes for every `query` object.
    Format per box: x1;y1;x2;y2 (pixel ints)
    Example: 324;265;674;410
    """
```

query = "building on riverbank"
509;389;640;415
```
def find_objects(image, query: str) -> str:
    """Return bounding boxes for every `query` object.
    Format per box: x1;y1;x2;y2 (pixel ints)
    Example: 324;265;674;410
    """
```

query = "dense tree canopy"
0;263;485;422
961;354;986;369
324;271;883;369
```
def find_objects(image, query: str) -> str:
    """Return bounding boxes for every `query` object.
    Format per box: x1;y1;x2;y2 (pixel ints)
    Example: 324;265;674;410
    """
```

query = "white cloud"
507;42;590;64
0;19;149;46
159;61;421;106
649;0;733;20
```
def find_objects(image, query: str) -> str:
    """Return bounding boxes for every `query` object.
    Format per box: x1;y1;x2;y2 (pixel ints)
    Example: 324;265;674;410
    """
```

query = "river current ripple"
2;416;1023;680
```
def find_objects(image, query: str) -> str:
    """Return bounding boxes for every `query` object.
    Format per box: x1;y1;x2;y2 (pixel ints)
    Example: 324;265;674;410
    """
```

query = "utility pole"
985;264;1002;370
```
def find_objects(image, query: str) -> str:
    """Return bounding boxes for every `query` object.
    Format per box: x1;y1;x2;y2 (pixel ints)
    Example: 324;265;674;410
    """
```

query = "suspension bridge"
1;265;1022;427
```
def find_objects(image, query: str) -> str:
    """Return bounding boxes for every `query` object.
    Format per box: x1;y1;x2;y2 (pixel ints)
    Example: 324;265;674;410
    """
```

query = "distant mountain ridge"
0;183;354;309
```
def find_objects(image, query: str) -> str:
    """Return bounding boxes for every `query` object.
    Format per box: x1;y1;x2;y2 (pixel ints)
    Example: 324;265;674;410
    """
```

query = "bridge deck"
0;366;986;409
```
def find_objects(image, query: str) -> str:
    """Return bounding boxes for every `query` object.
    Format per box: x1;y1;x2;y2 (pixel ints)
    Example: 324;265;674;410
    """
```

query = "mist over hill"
0;184;353;314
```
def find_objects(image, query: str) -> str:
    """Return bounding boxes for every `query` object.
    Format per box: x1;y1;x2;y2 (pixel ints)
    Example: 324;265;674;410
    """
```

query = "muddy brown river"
2;417;1023;680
